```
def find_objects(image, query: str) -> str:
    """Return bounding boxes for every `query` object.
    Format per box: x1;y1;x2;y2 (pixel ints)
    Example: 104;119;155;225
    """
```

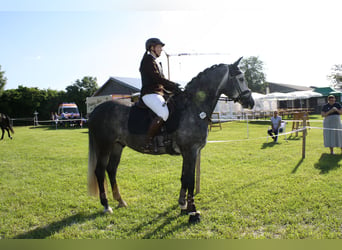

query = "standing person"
321;95;342;154
267;110;282;142
139;38;181;150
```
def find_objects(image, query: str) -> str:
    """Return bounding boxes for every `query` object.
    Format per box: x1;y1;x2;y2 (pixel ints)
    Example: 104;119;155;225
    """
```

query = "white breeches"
142;94;169;121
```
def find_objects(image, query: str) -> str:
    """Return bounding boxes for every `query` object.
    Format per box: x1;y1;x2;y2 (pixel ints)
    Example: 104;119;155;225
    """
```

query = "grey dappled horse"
88;58;254;223
0;113;14;140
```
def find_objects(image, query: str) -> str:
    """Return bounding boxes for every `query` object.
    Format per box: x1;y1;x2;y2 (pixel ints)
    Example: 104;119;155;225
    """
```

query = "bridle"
227;67;251;103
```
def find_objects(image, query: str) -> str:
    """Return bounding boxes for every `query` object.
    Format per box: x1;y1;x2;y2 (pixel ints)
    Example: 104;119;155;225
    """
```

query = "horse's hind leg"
0;128;4;140
107;143;127;208
6;128;12;139
95;153;113;213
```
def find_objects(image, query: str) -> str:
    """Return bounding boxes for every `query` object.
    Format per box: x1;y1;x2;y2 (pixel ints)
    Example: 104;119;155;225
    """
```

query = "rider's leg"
142;94;169;150
146;116;164;145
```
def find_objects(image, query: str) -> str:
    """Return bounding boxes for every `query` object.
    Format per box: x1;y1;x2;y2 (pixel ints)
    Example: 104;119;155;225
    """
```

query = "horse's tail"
87;132;99;196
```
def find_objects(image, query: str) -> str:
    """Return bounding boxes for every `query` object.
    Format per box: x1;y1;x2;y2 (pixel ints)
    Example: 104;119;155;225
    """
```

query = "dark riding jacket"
139;52;178;96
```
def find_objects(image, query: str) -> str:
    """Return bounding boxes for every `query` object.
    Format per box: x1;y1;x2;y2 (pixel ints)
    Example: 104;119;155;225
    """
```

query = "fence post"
302;113;307;159
33;111;39;127
195;152;201;194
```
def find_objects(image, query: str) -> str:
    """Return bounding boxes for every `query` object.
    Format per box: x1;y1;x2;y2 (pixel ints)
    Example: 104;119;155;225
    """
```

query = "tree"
0;86;66;121
327;64;342;89
0;76;98;121
65;76;98;115
239;56;267;94
0;65;7;95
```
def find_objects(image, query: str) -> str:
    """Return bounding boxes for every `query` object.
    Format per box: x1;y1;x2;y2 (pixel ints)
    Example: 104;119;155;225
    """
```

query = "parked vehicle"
55;103;84;127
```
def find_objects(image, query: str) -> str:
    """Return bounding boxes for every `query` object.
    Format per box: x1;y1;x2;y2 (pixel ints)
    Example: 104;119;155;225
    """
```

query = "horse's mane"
184;64;226;93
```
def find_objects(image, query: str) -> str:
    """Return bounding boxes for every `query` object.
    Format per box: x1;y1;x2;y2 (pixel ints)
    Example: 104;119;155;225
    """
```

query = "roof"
262;90;322;100
267;82;313;93
114;76;141;90
313;87;342;96
93;77;141;97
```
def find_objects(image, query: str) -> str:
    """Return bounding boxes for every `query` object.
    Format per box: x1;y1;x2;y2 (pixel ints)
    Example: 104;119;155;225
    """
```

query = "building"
93;77;141;96
86;77;141;114
267;82;313;93
267;84;342;114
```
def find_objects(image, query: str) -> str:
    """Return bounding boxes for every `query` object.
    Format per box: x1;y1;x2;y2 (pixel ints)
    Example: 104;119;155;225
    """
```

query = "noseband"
227;70;251;103
232;89;251;103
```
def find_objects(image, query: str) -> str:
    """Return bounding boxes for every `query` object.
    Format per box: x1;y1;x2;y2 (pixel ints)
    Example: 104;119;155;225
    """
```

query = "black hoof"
188;212;201;224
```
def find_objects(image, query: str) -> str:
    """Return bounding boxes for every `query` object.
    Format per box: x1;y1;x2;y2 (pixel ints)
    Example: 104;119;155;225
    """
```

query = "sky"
1;0;342;91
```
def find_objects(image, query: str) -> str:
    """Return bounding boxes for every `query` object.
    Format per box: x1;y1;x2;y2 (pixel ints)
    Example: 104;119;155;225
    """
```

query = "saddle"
128;94;184;154
128;96;182;135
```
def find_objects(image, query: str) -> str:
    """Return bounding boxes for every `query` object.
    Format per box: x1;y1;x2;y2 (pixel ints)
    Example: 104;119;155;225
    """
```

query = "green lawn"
1;118;342;239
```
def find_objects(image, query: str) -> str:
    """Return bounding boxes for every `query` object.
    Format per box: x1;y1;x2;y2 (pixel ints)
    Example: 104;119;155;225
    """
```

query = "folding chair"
209;112;222;131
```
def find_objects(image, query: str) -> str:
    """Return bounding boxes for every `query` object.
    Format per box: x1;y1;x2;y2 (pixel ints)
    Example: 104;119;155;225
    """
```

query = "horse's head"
223;57;254;109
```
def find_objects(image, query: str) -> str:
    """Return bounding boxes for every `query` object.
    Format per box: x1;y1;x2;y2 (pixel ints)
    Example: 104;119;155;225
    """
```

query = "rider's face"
151;44;163;57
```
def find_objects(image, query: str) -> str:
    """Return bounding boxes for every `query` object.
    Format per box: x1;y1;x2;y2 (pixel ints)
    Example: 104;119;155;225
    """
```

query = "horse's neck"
185;65;227;117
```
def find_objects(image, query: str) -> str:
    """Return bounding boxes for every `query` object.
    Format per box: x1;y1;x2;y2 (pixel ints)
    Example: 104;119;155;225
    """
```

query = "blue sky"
1;0;342;91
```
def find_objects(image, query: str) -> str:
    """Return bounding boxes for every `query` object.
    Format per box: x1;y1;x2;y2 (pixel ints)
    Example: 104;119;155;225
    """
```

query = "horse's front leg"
178;187;187;211
179;146;201;223
0;128;4;140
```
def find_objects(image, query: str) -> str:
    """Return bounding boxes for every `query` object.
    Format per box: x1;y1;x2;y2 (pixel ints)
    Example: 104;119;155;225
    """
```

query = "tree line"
0;71;98;122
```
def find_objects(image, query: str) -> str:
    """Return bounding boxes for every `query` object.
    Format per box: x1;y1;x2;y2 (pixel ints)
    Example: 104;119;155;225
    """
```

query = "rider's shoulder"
141;52;154;62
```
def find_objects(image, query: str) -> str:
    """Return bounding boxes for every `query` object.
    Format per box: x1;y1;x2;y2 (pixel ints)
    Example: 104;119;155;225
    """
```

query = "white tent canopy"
286;90;322;100
262;90;322;101
213;90;322;119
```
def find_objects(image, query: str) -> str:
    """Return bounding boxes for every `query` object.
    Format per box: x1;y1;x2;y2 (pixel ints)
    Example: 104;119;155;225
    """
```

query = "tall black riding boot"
143;116;164;152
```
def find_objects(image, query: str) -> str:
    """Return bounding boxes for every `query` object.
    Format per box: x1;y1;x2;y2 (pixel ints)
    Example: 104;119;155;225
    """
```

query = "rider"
139;38;181;150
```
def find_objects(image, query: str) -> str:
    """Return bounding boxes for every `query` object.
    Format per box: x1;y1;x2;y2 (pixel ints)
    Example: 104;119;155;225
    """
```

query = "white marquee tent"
213;90;322;120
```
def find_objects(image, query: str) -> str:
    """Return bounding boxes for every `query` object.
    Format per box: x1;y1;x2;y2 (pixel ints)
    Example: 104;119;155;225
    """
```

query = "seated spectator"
268;111;283;142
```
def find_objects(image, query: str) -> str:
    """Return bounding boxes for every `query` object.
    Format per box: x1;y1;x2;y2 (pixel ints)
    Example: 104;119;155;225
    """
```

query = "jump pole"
302;114;307;159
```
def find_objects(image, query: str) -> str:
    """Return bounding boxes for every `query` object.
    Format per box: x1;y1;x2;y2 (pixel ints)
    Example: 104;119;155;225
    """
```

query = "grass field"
1;117;342;239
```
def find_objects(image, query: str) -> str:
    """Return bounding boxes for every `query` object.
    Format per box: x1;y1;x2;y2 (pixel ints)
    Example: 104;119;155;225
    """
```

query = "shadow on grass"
29;125;87;131
249;120;270;125
291;158;304;174
261;141;277;149
13;212;102;239
261;135;302;149
13;205;190;239
287;136;301;141
129;204;190;239
314;153;342;174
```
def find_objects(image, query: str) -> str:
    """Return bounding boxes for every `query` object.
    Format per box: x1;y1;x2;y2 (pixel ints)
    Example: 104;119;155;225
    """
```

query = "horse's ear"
234;57;243;66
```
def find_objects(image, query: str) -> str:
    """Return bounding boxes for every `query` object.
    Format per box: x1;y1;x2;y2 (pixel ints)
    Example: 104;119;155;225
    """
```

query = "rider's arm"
142;56;180;92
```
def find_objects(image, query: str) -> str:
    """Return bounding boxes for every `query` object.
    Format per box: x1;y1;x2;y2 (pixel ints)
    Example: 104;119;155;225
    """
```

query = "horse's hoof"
118;200;128;208
179;201;187;210
188;211;201;224
104;207;113;214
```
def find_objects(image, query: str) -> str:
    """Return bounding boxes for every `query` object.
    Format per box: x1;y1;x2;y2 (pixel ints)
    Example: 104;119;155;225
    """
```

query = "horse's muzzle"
239;91;254;109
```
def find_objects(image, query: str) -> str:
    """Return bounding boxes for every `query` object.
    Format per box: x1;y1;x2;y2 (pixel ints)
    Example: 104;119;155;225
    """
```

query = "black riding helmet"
145;38;165;51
